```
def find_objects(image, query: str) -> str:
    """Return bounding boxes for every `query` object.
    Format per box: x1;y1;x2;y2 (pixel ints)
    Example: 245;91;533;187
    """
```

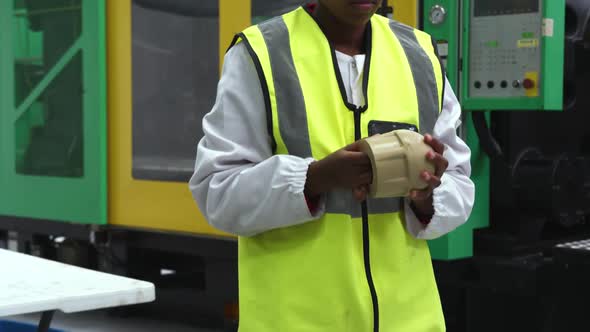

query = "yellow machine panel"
220;0;252;71
107;0;251;236
391;0;419;27
106;0;418;236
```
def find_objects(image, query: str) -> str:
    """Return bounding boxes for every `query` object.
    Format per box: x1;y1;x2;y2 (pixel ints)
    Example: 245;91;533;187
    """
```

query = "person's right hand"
304;141;372;199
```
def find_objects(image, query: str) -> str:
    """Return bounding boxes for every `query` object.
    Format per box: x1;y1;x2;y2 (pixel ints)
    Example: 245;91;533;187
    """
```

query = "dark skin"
304;0;449;220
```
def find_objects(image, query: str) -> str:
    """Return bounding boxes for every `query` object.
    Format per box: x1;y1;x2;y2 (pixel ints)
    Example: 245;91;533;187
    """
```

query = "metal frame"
107;0;249;236
13;38;82;121
0;216;96;241
421;0;461;86
219;0;251;72
423;0;566;260
0;0;108;225
421;0;490;260
107;226;237;259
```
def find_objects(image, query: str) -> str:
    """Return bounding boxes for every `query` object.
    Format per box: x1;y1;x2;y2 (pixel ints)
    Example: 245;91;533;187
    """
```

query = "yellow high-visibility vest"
232;6;445;332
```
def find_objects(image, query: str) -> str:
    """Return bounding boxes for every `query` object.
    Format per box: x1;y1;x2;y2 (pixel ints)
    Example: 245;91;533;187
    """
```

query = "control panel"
469;0;542;99
423;0;565;111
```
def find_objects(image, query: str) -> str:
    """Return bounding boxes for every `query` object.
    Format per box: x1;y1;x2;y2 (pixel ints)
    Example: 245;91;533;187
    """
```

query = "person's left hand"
353;134;449;205
409;134;449;217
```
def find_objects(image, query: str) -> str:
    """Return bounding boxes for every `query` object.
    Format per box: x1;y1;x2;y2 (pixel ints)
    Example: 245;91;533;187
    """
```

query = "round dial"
430;5;447;25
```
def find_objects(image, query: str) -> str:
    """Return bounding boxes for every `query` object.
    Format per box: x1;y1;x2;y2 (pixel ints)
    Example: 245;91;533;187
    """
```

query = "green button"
485;40;499;48
522;32;535;38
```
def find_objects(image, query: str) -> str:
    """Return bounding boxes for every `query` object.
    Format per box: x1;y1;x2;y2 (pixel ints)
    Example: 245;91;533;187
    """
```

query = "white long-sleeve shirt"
190;41;475;239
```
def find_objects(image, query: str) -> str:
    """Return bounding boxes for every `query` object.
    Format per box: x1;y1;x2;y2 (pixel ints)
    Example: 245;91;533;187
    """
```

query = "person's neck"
313;4;368;56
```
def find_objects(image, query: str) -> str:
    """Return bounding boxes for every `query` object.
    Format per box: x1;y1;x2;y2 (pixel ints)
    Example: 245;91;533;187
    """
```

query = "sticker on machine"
436;41;449;57
543;18;554;37
517;39;539;48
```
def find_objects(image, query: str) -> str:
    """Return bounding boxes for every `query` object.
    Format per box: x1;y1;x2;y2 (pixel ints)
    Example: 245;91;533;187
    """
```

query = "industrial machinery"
0;0;417;328
0;0;107;225
3;0;589;330
422;0;590;331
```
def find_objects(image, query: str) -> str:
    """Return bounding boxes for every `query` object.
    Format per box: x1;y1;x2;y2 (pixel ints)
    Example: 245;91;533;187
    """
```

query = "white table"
0;249;155;332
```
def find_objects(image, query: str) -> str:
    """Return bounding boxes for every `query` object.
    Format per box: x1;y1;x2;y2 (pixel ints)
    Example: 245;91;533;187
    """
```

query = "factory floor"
6;310;222;332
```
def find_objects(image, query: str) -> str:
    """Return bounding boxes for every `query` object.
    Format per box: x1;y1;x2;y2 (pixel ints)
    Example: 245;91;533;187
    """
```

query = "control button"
474;81;482;89
500;80;508;88
513;80;521;88
523;78;535;90
487;81;495;89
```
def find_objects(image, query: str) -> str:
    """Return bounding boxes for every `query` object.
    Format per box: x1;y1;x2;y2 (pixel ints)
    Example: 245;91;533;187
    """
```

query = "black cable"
472;111;504;160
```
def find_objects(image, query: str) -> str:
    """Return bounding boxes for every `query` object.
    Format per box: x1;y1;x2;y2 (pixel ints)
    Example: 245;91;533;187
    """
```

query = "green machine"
0;0;107;224
424;0;566;260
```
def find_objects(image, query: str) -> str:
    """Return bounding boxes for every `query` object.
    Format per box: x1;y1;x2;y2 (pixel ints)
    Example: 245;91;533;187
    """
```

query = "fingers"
355;172;373;186
426;151;449;176
344;140;364;152
410;171;441;201
420;171;442;188
347;150;371;162
410;189;432;201
424;134;445;154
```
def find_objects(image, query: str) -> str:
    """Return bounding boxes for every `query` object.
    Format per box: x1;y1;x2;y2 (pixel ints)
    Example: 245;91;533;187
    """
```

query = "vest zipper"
354;108;379;332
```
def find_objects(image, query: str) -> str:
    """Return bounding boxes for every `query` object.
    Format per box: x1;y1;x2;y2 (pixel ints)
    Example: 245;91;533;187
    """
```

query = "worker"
190;1;474;331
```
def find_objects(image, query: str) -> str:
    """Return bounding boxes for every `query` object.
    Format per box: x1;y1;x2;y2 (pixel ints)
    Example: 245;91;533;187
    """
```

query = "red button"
523;78;535;90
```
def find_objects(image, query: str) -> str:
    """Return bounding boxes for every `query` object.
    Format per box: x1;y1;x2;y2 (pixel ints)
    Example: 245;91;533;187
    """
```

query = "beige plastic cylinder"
358;130;435;198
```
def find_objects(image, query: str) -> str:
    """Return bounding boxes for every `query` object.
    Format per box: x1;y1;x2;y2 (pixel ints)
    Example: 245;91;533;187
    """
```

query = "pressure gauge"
429;5;447;25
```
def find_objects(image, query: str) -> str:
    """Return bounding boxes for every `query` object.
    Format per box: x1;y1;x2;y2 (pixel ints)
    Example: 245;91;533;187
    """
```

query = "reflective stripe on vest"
233;14;443;217
388;20;443;135
233;7;446;332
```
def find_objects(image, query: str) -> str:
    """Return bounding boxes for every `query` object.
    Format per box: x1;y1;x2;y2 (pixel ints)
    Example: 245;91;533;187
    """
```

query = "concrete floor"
5;310;222;332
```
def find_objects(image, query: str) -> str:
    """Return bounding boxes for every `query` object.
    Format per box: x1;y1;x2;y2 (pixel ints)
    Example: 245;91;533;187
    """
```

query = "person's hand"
305;141;372;199
409;134;448;218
